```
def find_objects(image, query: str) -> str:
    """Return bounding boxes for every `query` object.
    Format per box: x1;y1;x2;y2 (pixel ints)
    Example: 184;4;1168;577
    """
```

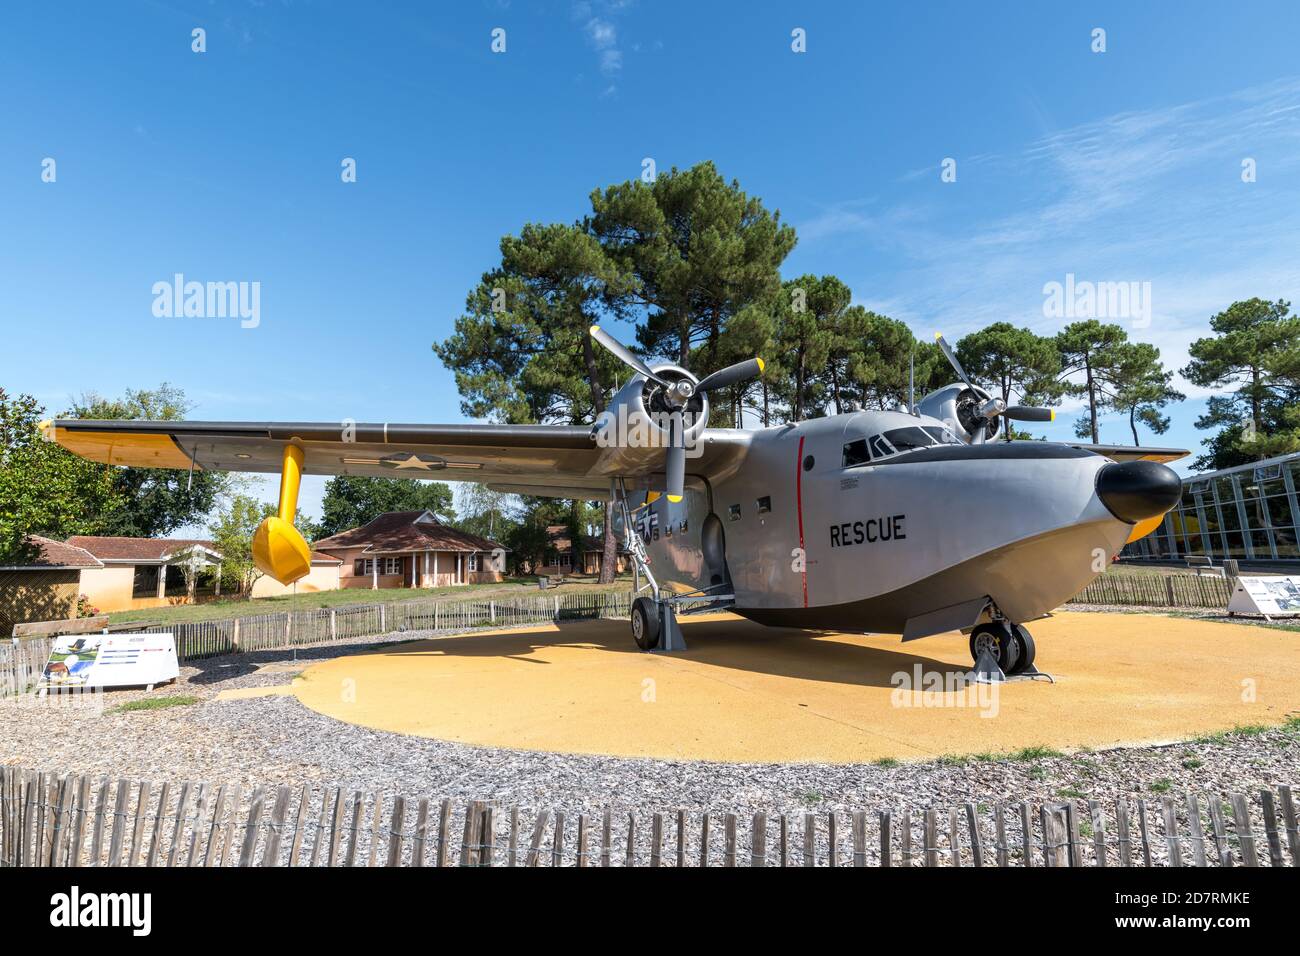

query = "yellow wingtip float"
252;441;312;585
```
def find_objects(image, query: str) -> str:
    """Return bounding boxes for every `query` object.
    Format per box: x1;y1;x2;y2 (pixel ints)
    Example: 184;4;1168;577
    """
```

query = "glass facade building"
1123;451;1300;563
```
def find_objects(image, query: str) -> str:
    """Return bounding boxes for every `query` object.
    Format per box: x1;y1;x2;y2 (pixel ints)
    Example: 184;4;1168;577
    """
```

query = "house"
311;510;507;589
66;536;226;611
534;524;628;577
251;551;343;598
0;535;104;635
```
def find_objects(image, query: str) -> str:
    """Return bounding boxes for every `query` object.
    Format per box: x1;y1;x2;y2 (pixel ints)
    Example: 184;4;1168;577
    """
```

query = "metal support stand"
968;649;1054;685
652;601;687;653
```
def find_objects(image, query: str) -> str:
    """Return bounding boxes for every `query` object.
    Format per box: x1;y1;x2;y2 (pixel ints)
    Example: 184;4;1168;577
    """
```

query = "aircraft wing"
42;418;752;499
1068;442;1189;464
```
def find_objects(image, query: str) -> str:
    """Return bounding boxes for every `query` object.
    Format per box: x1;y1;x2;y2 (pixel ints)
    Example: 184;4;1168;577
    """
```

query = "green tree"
850;314;942;412
1182;298;1300;469
453;483;517;541
1105;342;1185;445
769;276;836;421
589;160;796;372
316;476;455;539
208;494;273;596
0;389;125;562
66;383;232;537
1056;320;1129;443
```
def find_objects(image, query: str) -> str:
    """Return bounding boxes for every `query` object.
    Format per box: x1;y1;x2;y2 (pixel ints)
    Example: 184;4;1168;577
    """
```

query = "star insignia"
381;453;444;471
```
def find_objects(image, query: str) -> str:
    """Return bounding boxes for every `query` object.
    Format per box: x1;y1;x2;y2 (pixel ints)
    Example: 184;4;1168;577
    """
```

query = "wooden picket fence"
1068;572;1232;608
0;591;633;698
2;766;1296;868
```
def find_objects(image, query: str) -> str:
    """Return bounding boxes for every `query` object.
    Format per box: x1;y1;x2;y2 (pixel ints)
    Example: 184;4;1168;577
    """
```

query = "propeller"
933;332;1056;436
590;325;765;501
1005;405;1056;423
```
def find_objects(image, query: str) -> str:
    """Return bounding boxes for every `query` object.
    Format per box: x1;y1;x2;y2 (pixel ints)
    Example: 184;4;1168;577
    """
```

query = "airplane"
42;328;1186;678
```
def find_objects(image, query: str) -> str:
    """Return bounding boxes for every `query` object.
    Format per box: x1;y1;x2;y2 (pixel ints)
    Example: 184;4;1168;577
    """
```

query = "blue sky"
4;1;1300;526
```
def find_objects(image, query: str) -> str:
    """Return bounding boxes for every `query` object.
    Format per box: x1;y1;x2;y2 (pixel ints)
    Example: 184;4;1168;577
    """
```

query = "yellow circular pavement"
290;612;1300;764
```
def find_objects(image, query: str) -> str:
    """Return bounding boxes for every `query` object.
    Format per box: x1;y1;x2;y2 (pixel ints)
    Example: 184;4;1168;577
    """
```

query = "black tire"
631;597;661;651
969;622;1019;673
1009;624;1036;674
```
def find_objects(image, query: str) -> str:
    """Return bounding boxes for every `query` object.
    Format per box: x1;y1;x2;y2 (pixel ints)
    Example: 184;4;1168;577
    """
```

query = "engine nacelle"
917;383;1001;444
589;364;709;476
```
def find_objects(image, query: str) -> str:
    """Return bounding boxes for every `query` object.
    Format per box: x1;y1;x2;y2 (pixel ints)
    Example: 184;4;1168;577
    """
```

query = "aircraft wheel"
1009;624;1036;674
631;597;661;651
969;622;1019;674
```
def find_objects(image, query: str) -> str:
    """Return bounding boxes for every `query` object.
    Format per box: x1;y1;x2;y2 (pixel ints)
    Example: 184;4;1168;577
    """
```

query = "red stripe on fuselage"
796;434;807;608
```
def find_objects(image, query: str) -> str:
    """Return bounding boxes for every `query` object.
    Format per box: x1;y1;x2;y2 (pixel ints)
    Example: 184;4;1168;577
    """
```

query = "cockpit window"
882;427;939;452
844;424;962;468
843;438;870;467
921;426;961;445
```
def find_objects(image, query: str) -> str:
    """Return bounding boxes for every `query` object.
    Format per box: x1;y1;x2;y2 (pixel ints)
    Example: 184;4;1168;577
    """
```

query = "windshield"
842;424;963;467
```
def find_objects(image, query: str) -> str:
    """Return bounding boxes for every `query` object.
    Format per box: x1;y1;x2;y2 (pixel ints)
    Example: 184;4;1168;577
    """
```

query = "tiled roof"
65;536;221;562
312;511;506;555
1;535;103;570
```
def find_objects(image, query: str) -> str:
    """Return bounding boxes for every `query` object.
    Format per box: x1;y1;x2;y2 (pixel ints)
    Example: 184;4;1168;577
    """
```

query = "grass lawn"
110;695;200;713
107;575;633;626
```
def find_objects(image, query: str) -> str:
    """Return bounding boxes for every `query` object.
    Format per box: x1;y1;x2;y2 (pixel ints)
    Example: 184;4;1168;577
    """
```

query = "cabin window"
756;495;772;514
468;553;478;572
802;455;815;471
383;557;403;575
728;504;741;521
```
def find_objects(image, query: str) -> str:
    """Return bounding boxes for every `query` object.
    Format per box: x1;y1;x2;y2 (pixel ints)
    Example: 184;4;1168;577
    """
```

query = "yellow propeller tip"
37;419;55;442
667;495;683;503
934;332;943;340
589;325;600;336
756;358;765;373
1049;409;1056;421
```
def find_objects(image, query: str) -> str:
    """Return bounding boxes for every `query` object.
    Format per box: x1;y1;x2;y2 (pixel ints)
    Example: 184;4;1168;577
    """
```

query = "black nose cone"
1096;460;1183;523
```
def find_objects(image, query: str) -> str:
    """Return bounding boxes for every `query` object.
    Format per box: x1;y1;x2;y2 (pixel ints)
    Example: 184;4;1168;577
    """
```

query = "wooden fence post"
238;786;265;866
1231;793;1258;866
1259;789;1285;867
263;785;291;867
923;809;940;867
1278;785;1299;866
752;812;768;867
879;810;891;867
386;795;406;867
964;802;984;867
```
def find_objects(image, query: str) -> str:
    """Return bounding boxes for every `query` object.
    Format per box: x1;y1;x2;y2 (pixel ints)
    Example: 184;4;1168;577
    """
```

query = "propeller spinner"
590;325;765;501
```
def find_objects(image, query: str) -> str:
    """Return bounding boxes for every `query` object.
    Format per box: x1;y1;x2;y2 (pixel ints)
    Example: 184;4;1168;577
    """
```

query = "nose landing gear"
968;621;1050;683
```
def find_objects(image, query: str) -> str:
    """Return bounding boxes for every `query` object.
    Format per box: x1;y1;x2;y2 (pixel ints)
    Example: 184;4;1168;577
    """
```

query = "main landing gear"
630;595;688;652
968;621;1051;683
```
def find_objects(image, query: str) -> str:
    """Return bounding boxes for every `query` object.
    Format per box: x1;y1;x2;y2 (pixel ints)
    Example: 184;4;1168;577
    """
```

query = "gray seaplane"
44;327;1185;677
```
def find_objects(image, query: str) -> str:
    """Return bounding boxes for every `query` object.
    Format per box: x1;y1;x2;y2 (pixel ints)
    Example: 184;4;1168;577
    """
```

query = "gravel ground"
4;609;1298;866
4;617;1297;819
